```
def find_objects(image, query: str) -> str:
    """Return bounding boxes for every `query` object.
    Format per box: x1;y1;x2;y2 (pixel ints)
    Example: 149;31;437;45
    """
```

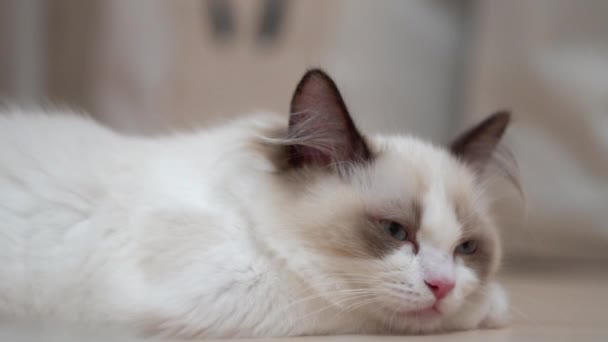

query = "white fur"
0;110;508;338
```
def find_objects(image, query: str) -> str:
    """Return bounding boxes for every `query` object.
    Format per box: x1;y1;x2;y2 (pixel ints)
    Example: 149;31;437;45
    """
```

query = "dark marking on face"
358;200;423;258
294;198;424;260
358;220;405;259
455;213;500;281
460;235;498;281
448;182;500;281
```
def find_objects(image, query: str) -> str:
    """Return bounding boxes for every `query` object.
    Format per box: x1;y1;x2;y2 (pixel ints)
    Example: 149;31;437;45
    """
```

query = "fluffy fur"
0;70;514;339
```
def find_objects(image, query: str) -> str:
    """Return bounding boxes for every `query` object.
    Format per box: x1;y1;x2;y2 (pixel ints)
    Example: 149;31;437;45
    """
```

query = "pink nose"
425;278;455;300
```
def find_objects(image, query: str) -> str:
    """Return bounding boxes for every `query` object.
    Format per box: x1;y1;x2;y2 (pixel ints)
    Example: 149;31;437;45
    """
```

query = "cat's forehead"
350;135;489;244
360;135;480;203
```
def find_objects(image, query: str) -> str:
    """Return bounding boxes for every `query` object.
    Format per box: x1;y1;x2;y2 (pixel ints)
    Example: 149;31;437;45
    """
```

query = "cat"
0;69;516;339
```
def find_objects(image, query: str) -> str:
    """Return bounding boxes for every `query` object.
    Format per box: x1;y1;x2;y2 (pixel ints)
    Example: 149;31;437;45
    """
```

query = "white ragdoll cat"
0;69;517;339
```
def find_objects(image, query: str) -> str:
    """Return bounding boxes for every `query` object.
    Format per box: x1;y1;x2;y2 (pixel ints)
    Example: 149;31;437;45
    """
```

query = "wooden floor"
194;265;608;342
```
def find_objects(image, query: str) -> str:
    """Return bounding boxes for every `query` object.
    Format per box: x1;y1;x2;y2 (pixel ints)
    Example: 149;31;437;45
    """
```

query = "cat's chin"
380;305;442;320
371;284;510;334
434;282;510;333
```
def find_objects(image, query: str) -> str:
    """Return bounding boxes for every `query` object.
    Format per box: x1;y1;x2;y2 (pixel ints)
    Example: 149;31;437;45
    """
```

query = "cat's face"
267;69;514;331
284;136;501;331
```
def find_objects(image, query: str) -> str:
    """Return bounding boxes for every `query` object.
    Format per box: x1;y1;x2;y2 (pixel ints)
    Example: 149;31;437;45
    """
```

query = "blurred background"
0;0;607;267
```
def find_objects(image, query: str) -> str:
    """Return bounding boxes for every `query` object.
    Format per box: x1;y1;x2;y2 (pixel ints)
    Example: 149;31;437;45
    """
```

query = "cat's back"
0;108;281;240
0;111;123;218
0;108;283;213
0;110;121;173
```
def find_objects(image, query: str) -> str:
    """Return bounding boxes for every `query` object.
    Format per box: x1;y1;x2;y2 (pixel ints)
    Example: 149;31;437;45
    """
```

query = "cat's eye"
455;240;478;255
383;221;408;241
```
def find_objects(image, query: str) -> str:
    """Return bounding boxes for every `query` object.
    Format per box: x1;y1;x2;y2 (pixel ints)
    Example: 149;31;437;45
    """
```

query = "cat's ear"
450;111;511;172
287;69;371;168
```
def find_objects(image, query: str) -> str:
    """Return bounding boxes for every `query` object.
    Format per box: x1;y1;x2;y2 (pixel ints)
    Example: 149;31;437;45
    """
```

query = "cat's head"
263;69;517;332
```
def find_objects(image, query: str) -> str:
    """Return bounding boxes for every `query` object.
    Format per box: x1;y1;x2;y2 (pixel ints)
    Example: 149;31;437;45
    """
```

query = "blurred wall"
0;0;98;109
90;0;469;140
90;0;335;133
325;0;471;141
1;0;468;138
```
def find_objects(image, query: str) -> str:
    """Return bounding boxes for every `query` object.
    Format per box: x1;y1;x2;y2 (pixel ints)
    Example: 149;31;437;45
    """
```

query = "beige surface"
188;266;608;342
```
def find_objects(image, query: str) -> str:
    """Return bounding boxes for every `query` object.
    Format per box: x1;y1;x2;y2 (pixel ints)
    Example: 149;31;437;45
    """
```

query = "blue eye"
384;221;408;241
455;240;478;255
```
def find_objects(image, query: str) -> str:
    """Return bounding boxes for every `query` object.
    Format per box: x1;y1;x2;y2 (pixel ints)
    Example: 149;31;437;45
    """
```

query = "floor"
191;265;608;342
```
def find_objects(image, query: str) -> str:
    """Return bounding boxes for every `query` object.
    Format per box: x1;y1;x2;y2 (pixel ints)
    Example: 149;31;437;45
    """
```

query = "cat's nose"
424;278;455;300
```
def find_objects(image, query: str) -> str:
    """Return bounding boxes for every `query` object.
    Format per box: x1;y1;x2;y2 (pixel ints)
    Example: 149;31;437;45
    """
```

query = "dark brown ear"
450;111;511;172
287;69;371;168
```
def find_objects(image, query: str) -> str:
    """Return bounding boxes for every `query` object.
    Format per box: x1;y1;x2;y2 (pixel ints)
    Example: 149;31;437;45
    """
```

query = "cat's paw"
478;282;510;329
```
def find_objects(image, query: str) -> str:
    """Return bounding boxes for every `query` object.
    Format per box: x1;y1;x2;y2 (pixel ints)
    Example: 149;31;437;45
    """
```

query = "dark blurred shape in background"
0;0;607;267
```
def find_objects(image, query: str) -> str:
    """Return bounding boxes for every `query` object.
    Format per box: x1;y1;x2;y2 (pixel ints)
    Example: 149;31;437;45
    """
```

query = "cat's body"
0;70;514;339
0;112;309;338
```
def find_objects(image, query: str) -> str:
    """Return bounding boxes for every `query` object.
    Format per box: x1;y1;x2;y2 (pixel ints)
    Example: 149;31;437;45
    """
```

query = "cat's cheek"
478;282;510;329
